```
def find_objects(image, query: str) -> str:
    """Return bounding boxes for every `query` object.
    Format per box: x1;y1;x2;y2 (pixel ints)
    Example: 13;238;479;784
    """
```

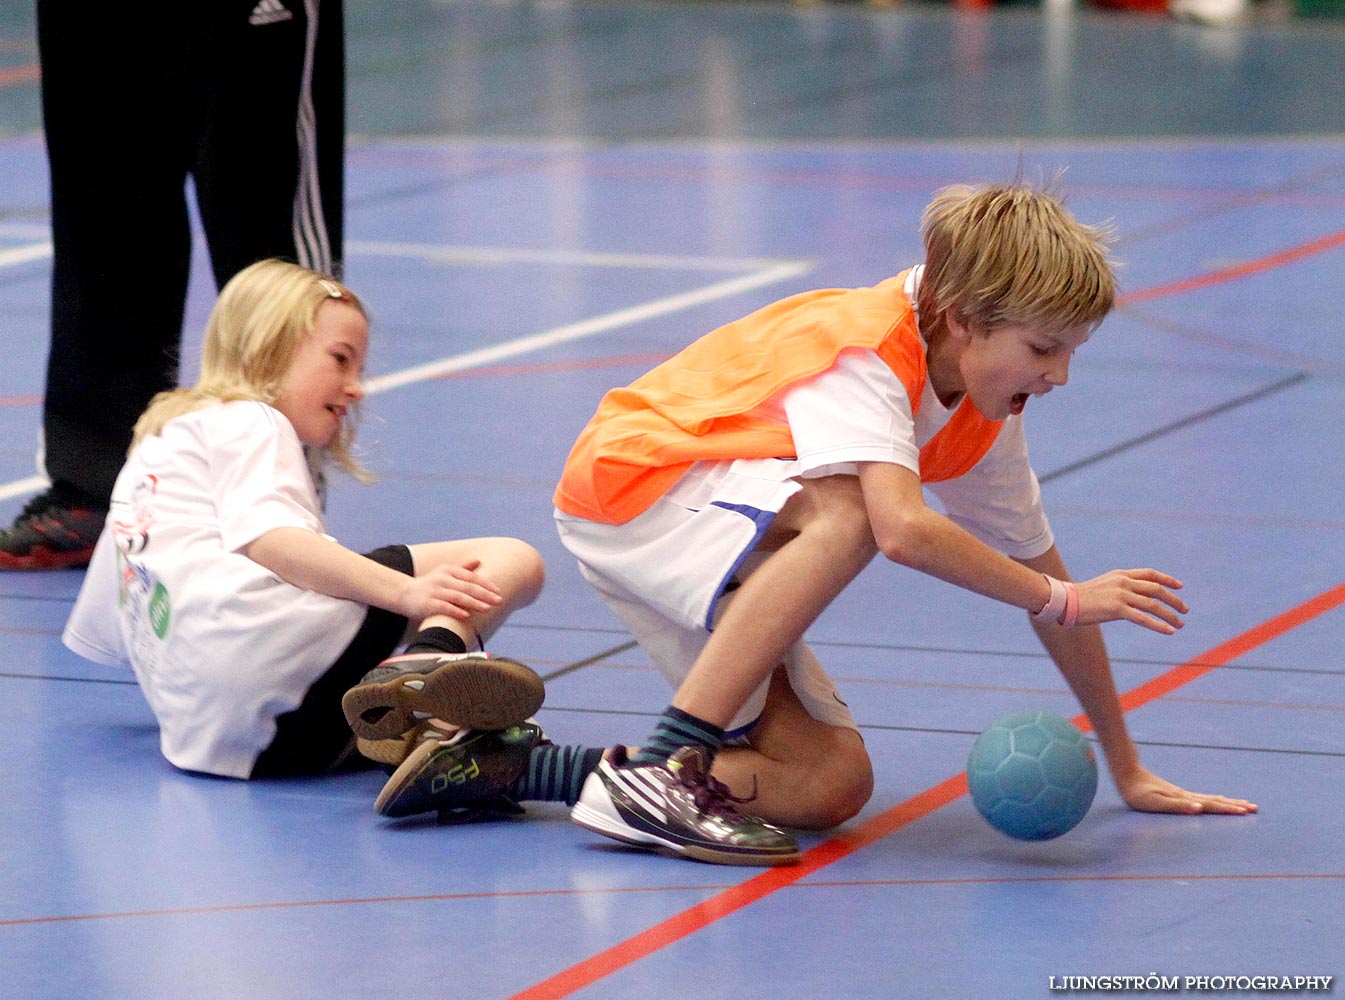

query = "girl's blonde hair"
132;258;369;479
917;182;1115;344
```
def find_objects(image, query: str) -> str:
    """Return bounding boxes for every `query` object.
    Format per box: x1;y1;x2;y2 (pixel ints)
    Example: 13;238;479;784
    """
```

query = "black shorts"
250;544;413;779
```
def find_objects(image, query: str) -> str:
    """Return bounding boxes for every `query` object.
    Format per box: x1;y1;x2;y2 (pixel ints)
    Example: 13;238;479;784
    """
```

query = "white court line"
0;250;815;495
349;239;806;273
0;236;802;275
0;243;56;499
0;241;52;269
363;260;812;394
0;475;48;503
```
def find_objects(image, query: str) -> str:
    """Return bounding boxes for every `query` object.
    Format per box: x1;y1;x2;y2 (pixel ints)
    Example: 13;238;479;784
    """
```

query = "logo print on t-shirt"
149;582;172;640
113;474;158;555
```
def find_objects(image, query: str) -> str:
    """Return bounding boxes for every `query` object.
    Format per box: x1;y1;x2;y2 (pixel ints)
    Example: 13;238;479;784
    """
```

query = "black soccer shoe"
0;485;106;571
374;723;544;821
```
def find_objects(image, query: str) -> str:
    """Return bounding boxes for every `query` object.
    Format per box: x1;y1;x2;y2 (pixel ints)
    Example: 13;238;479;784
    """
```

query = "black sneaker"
571;745;801;866
374;723;543;820
341;651;545;741
0;485;106;571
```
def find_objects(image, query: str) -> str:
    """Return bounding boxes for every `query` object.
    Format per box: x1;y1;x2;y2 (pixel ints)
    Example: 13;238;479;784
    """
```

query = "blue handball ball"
967;710;1098;841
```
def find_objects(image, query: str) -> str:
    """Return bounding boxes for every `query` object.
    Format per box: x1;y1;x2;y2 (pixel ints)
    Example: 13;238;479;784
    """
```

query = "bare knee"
723;734;874;831
726;667;875;830
792;741;874;830
495;537;545;606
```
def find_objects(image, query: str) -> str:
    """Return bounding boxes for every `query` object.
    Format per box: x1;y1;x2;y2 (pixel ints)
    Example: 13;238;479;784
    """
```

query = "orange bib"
554;270;1003;524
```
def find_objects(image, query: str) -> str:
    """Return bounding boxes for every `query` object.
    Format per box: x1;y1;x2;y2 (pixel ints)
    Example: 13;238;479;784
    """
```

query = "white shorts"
555;457;859;739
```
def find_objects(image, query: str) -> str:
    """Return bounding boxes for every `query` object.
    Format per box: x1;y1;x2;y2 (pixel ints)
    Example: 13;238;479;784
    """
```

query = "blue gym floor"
1;2;1342;998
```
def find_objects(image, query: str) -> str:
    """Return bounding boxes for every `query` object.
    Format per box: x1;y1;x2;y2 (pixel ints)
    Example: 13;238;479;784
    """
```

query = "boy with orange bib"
375;182;1255;864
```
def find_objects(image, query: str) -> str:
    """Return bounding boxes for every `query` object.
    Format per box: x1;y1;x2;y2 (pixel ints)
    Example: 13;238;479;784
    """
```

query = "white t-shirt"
659;264;1052;559
658;345;1053;562
64;401;369;778
784;347;1054;559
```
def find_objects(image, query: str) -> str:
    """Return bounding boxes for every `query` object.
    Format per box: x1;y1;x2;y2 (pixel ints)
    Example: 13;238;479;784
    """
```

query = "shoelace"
677;761;760;818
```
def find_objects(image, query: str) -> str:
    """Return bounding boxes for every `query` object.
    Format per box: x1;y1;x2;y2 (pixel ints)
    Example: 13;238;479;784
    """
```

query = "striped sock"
507;745;605;806
629;705;724;768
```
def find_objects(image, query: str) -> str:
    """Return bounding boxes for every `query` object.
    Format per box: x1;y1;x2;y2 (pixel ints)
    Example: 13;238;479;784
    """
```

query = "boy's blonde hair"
917;182;1115;343
132;258;369;479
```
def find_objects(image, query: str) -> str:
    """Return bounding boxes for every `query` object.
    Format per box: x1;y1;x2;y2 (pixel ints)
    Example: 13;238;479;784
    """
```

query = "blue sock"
507;745;605;806
630;705;724;767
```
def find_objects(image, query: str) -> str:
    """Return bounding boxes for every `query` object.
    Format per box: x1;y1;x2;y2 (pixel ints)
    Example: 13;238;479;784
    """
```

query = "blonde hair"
917;182;1115;344
132;258;370;480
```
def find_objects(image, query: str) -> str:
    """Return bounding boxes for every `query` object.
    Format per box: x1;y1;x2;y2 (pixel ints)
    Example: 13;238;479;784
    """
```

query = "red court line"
1166;695;1345;714
436;226;1343;385
0;885;733;929
428;227;1344;385
0;63;38;88
9;869;1339;929
8;226;1342;406
0;357;670;409
800;872;1345;889
509;158;1345;211
510;580;1345;1000
1113;582;1345;718
1116;228;1345;306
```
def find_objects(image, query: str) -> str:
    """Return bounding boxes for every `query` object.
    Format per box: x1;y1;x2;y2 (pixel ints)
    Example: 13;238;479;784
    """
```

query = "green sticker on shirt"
149;582;171;639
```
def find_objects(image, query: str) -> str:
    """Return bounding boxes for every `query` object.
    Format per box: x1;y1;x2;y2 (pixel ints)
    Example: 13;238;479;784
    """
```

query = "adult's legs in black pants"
2;0;344;571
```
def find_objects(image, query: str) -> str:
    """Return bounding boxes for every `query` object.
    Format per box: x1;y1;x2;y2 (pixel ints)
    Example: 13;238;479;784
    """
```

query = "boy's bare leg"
713;657;874;830
673;474;877;726
569;476;877;864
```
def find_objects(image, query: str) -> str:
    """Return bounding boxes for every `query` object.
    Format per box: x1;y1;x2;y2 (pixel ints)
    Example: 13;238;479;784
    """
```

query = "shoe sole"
342;656;544;740
374;736;442;814
571;801;801;867
0;546;94;571
356;719;455;766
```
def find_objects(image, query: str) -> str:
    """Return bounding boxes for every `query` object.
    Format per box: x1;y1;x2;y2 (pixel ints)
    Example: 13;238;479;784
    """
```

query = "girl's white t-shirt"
64;401;368;778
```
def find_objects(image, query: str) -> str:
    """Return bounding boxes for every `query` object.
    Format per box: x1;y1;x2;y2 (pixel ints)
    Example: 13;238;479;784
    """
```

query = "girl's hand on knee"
1074;569;1188;634
399;559;503;620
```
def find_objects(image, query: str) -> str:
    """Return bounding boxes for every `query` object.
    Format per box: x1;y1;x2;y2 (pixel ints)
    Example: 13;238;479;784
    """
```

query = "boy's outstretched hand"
1075;569;1189;635
1116;765;1258;815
